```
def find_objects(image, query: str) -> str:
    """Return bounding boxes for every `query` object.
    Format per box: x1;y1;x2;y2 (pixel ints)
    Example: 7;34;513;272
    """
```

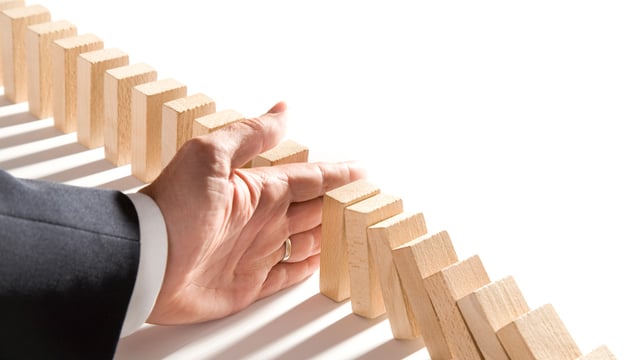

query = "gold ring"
281;238;292;263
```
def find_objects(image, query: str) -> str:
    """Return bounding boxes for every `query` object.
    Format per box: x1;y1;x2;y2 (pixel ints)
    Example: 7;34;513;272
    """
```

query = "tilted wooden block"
320;179;380;302
131;78;187;182
52;34;103;133
578;346;617;360
0;4;50;102
251;139;309;167
344;193;403;319
497;304;582;360
424;255;490;360
0;0;25;86
192;109;244;137
77;48;129;148
457;276;530;360
104;63;157;166
26;20;77;119
367;212;426;340
161;93;215;166
392;231;458;360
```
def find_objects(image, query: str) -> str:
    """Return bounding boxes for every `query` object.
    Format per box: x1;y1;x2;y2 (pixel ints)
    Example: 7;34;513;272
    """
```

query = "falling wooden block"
457;276;531;360
251;139;309;167
76;48;129;148
104;63;157;166
424;255;490;360
320;179;380;302
52;34;103;133
0;0;25;86
497;304;582;360
392;231;458;359
192;109;244;137
344;193;403;319
367;212;426;340
25;20;77;119
578;346;617;360
161;93;215;166
0;4;50;102
131;78;187;182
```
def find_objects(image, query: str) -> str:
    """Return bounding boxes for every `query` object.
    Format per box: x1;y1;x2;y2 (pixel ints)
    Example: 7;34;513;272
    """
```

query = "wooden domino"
131;78;187;182
457;276;530;360
344;193;403;319
192;109;244;137
161;93;215;166
320;179;380;302
0;4;50;102
104;63;157;166
391;231;458;359
367;212;427;340
0;0;25;86
424;255;490;360
251;139;309;167
77;48;129;148
52;33;103;133
579;346;617;360
25;20;77;119
497;303;582;360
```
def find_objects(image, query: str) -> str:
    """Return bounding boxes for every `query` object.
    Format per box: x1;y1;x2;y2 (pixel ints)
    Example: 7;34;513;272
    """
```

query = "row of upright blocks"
319;179;615;360
0;1;309;184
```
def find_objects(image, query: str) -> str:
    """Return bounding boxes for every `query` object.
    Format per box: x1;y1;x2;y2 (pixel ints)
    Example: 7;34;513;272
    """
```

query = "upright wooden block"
131;79;187;182
367;212;426;340
161;93;215;166
320;179;380;302
0;0;24;86
26;20;77;119
251;139;309;167
578;346;616;360
497;304;582;360
76;48;129;148
0;5;50;102
424;255;490;360
104;63;157;166
392;231;459;359
52;34;103;133
344;193;403;319
192;109;244;137
457;276;531;360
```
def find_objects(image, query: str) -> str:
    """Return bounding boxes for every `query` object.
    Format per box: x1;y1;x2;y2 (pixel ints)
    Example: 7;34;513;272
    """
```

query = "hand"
140;102;365;325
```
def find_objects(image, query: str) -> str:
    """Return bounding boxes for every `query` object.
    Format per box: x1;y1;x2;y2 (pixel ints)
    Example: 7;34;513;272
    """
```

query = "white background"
5;1;639;358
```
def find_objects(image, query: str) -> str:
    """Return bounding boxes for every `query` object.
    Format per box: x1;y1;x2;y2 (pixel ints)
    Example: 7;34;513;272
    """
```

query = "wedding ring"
281;238;292;263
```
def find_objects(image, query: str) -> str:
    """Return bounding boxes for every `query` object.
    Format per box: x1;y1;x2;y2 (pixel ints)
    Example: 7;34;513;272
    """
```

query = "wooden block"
320;179;380;302
76;48;129;148
104;63;157;166
392;231;458;359
25;20;77;119
192;109;244;137
52;34;103;133
344;193;403;319
0;0;24;86
497;304;582;360
367;212;426;340
424;255;490;360
161;93;215;166
578;346;617;360
251;139;309;167
0;4;50;102
457;276;531;360
131;79;187;182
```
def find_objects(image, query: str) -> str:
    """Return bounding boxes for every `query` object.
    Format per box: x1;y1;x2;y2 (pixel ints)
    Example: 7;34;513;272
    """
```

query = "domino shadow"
0;110;41;129
38;159;115;183
97;175;145;192
0;142;89;171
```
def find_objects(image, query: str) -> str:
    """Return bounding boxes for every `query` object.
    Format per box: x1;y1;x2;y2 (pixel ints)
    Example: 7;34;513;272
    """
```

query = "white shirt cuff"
120;192;168;337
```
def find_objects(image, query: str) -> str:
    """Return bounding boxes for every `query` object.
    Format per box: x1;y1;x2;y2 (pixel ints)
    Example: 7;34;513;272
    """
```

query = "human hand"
140;102;365;325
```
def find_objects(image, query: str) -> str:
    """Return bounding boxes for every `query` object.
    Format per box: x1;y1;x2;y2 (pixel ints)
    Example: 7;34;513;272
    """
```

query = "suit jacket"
0;170;140;359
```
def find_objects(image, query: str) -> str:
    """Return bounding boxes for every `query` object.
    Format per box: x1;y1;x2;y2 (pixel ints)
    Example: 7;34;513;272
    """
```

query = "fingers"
286;225;321;263
259;254;320;299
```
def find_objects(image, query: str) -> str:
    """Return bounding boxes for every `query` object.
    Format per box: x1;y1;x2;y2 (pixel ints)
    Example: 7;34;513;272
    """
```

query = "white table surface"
2;1;638;359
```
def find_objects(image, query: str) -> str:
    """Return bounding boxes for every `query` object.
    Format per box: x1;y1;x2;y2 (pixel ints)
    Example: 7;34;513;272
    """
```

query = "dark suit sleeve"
0;170;141;359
